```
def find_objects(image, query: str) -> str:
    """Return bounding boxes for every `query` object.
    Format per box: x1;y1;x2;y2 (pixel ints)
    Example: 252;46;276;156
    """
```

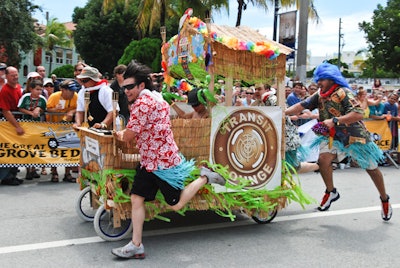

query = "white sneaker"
200;167;225;186
111;241;145;259
317;188;340;211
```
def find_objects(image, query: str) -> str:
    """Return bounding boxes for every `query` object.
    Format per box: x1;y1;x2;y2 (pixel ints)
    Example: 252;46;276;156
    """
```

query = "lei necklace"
319;83;339;98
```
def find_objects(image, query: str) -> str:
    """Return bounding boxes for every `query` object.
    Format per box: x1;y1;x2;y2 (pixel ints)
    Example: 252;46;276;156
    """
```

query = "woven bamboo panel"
79;129;115;170
114;139;140;169
171;118;211;163
212;42;287;83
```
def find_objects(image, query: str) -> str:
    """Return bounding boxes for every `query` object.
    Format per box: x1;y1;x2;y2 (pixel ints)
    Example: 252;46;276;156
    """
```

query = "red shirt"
0;83;22;111
126;90;181;172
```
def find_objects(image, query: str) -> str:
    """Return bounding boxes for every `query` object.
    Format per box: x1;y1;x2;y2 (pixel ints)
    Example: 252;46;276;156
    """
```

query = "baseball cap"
62;80;80;92
0;63;7;70
76;66;101;82
43;78;54;86
27;72;41;79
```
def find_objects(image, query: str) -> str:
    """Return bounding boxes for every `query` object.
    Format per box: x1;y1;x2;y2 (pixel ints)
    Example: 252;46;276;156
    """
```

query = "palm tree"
40;18;73;73
236;0;268;27
102;0;229;38
235;0;320;27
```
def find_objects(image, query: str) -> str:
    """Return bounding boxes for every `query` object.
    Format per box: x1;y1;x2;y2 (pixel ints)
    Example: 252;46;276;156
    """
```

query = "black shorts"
131;166;182;206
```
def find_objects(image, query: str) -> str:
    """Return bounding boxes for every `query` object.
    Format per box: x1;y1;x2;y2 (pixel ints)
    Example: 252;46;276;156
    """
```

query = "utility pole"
272;0;280;41
338;18;343;69
296;0;309;83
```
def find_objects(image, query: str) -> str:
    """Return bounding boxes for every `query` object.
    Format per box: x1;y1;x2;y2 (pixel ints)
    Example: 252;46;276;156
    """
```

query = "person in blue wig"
285;62;392;221
111;60;226;259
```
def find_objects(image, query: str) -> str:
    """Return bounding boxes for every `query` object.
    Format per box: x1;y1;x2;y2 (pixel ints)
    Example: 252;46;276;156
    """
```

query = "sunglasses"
121;82;139;91
76;69;83;72
246;92;254;95
80;78;91;83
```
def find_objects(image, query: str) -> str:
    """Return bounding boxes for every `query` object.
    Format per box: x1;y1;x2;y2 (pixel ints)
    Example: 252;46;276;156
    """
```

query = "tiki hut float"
161;12;293;108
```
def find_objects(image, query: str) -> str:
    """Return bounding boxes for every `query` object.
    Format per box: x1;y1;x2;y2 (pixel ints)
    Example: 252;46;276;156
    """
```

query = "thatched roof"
210;24;293;56
162;17;293;84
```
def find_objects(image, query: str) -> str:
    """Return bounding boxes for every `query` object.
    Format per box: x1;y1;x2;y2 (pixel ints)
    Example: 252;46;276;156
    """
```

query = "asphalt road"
0;165;399;268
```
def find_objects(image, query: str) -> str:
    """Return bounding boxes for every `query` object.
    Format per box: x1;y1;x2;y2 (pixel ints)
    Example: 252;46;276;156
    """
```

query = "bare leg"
131;194;146;247
318;152;336;192
298;162;319;174
366;168;388;200
169;176;207;211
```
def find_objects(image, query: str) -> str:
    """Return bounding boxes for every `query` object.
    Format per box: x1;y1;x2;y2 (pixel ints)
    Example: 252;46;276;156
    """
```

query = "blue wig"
313;62;350;89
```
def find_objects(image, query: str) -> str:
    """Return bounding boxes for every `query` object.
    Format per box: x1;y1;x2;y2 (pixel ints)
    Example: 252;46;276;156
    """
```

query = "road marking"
1;204;399;254
0;237;105;254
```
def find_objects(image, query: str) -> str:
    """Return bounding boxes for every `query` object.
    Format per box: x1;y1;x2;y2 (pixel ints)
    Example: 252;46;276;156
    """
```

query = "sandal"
63;173;76;183
51;174;59;183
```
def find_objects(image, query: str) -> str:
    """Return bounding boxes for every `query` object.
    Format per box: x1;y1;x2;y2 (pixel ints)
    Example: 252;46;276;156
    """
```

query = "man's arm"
115;128;135;143
73;111;84;128
2;110;24;135
285;102;305;116
323;111;363;129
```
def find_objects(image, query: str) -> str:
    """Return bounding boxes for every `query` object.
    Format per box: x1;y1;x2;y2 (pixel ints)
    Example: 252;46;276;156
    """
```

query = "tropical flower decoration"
311;122;330;136
189;17;280;60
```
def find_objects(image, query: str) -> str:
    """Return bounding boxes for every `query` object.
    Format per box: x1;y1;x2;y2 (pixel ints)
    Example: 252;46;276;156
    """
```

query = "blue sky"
32;0;387;57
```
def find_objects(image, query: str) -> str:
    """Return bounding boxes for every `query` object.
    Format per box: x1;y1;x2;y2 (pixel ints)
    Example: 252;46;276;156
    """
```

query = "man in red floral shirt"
112;61;225;259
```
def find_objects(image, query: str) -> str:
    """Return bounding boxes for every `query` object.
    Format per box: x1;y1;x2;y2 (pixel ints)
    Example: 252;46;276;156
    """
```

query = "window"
66;50;73;65
45;52;52;63
55;48;63;64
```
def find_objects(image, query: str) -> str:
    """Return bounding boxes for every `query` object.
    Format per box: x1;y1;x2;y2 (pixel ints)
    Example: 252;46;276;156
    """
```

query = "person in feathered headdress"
285;62;392;221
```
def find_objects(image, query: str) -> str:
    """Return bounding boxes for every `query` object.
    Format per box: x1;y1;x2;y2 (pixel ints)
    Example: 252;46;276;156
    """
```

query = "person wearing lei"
285;62;392;221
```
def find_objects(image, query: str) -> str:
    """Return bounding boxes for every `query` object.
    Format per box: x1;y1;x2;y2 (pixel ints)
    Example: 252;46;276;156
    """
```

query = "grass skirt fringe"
310;136;384;169
153;155;196;190
80;163;316;223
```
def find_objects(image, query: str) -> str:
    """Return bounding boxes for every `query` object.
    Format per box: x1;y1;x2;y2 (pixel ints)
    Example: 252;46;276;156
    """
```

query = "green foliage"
169;61;209;82
73;0;138;75
40;18;73;73
51;65;75;78
359;0;400;75
118;38;162;72
0;0;40;67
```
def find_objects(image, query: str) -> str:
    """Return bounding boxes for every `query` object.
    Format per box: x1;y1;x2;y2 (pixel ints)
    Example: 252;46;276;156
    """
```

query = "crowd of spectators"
1;60;399;187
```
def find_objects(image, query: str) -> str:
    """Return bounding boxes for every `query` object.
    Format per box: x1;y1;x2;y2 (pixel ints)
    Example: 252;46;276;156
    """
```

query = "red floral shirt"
126;90;181;171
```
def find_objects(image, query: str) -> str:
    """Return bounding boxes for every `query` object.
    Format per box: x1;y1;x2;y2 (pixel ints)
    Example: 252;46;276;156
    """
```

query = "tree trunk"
236;0;244;27
49;51;53;75
161;0;166;27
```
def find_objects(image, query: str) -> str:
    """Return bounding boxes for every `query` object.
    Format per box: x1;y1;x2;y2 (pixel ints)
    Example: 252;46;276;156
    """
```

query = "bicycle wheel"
75;186;97;222
93;204;133;241
251;208;278;224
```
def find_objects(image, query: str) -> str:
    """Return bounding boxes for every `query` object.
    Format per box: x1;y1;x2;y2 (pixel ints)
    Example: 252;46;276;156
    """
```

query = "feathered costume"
303;62;384;169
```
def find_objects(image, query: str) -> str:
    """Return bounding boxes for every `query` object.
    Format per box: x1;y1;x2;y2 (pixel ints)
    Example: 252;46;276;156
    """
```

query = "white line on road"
1;203;399;255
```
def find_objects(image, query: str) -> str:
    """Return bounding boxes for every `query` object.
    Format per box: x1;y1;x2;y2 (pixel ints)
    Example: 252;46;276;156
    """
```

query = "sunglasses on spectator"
121;82;139;91
80;78;91;83
246;92;254;95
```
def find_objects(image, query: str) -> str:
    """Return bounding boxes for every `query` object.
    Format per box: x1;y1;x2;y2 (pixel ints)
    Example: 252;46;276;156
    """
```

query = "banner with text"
0;120;80;167
364;120;392;151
